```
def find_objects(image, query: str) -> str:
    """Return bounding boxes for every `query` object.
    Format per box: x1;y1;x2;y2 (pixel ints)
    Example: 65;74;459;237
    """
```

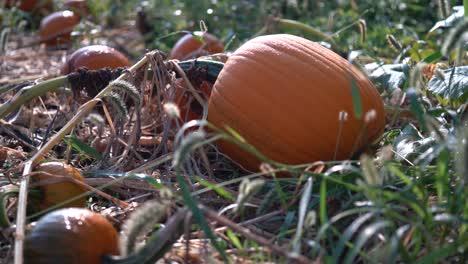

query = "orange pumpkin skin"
32;162;87;210
169;31;224;60
4;0;53;12
61;45;131;74
208;34;385;171
39;10;80;46
25;208;119;264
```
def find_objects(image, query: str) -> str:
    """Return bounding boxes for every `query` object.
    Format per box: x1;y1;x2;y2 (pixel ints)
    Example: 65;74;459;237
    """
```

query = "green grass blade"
350;77;363;120
63;135;103;160
388;225;412;263
406;88;427;132
414;242;461;264
226;229;244;251
332;212;376;260
319;178;328;226
175;170;229;262
422;51;442;63
292;176;313;253
194;176;235;201
435;149;450;202
385;163;424;200
343;220;393;263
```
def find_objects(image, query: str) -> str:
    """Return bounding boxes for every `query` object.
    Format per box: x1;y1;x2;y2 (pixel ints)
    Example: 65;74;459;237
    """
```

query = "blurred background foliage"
0;0;461;60
108;0;458;57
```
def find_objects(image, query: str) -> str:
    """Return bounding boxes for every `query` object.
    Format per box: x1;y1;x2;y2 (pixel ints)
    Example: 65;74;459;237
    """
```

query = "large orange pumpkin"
39;10;80;46
25;208;119;264
208;34;385;171
32;162;87;210
61;45;132;74
169;31;224;60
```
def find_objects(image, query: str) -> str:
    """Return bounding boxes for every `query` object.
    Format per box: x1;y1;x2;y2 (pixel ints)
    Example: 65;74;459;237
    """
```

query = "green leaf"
226;230;244;251
63;135;103;160
465;1;468;17
366;63;409;92
406;89;427;132
393;136;437;164
429;6;464;33
421;51;442;64
428;66;468;102
194;177;235;201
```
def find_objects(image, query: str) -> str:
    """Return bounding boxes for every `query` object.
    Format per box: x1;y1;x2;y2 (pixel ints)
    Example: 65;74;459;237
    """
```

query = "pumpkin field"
0;0;467;263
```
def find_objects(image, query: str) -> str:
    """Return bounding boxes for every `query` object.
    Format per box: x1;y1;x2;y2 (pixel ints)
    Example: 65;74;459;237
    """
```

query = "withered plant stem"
0;76;67;120
14;53;150;264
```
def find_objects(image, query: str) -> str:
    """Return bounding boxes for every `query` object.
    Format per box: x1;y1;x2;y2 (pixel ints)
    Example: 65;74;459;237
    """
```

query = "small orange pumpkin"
25;208;119;264
208;34;385;171
32;162;87;210
39;10;80;46
169;31;224;60
61;45;132;74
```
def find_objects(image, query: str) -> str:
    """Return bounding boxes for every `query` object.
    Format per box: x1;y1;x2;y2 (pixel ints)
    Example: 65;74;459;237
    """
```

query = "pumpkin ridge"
226;52;342;132
254;35;346;74
208;34;386;171
210;90;323;165
212;70;362;162
274;35;382;103
211;76;319;162
281;36;385;142
212;55;338;158
210;59;334;162
243;39;347;84
232;42;371;150
261;36;369;96
211;84;362;164
277;35;360;77
292;42;385;128
212;44;373;160
231;46;355;120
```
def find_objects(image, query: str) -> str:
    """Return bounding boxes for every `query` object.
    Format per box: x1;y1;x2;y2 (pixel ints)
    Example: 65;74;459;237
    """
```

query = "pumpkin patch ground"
0;1;466;264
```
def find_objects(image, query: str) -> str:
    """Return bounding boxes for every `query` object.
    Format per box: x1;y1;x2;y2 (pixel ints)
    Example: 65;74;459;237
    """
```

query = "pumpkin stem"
177;59;224;83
